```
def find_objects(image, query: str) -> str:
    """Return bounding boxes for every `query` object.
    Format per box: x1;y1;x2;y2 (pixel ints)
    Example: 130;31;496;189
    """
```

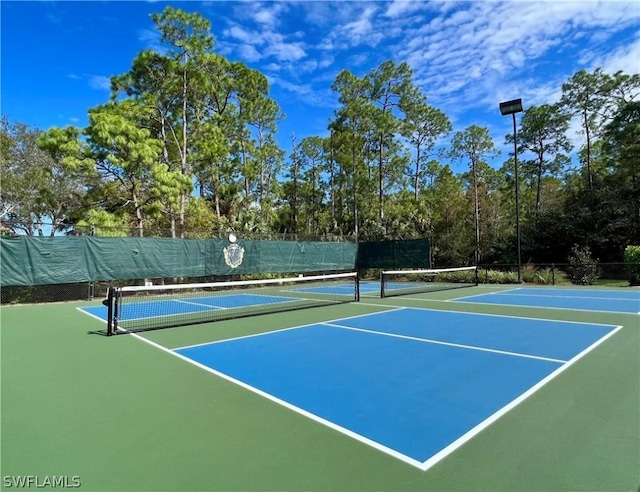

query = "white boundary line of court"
172;307;406;350
173;299;228;310
418;324;623;471
76;293;342;326
446;298;640;316
321;322;568;363
448;288;523;301
366;294;640;315
453;289;640;302
489;286;640;294
356;302;621;327
74;307;106;323
482;292;640;302
129;329;426;470
128;304;624;472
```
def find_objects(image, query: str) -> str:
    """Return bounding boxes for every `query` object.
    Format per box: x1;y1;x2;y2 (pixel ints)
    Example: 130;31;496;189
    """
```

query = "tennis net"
380;266;478;298
105;272;359;335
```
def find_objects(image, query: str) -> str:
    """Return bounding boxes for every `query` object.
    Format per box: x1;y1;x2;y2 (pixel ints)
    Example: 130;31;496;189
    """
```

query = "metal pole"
513;113;522;283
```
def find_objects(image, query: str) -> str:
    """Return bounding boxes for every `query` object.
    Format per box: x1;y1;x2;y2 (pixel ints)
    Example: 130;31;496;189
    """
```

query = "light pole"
499;98;524;283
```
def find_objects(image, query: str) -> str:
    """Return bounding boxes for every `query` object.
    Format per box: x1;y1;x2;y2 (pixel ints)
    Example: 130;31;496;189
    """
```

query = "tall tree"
559;68;608;193
39;101;182;237
296;136;326;235
151;7;213;236
429;165;470;266
1;118;85;235
401;98;452;200
509;104;572;215
450;125;499;264
330;69;373;238
364;60;417;223
602;100;640;237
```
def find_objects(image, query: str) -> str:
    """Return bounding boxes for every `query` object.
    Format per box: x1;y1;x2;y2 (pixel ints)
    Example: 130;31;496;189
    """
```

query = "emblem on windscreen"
223;233;244;268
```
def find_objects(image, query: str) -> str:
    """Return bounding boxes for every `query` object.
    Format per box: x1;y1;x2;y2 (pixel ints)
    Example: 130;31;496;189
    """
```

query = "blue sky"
2;0;639;172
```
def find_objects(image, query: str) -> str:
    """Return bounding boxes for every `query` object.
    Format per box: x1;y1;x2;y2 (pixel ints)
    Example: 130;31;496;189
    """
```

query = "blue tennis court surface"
171;307;619;469
452;287;640;314
80;293;298;322
287;281;418;295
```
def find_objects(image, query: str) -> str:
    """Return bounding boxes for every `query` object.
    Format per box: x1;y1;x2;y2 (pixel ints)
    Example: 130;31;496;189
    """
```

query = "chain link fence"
478;262;639;286
0;270;355;305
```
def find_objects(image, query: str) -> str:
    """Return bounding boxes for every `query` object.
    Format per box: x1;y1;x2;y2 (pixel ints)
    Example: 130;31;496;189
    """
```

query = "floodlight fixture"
499;98;524;283
499;98;524;116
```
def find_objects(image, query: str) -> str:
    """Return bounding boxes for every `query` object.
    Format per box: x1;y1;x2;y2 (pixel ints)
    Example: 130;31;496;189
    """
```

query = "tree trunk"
584;111;593;193
179;65;188;238
414;144;421;201
353;146;359;239
536;157;543;214
378;134;384;221
472;159;480;264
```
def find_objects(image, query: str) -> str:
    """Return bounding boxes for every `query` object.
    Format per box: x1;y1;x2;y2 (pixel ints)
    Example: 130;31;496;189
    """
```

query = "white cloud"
224;25;258;44
137;27;165;54
237;44;263;62
384;0;425;19
390;0;639;115
331;5;383;49
271;77;334;107
88;75;111;91
216;0;638;133
223;23;306;63
253;8;278;27
264;62;281;72
591;32;640;75
264;38;306;62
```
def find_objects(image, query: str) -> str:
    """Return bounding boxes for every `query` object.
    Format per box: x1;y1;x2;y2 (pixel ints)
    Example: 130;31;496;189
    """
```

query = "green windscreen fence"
0;237;357;286
355;238;430;270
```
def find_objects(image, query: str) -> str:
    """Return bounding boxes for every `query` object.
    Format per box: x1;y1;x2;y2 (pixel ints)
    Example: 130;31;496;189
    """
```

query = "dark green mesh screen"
355;238;430;269
0;237;357;286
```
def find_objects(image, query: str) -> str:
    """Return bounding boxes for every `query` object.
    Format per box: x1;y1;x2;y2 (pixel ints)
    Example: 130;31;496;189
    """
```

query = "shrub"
521;264;539;283
567;245;600;285
624;245;640;286
478;269;519;284
535;267;555;285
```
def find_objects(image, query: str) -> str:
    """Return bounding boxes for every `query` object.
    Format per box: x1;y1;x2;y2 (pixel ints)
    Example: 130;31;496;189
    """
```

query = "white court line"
379;296;640;316
172;307;407;351
446;299;640;316
503;287;640;295
321;323;567;363
280;287;353;296
173;299;227;310
129;315;623;472
452;288;524;301
419;324;623;471
130;331;425;470
356;302;620;327
237;293;301;300
497;293;640;302
75;306;107;324
116;296;304;324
